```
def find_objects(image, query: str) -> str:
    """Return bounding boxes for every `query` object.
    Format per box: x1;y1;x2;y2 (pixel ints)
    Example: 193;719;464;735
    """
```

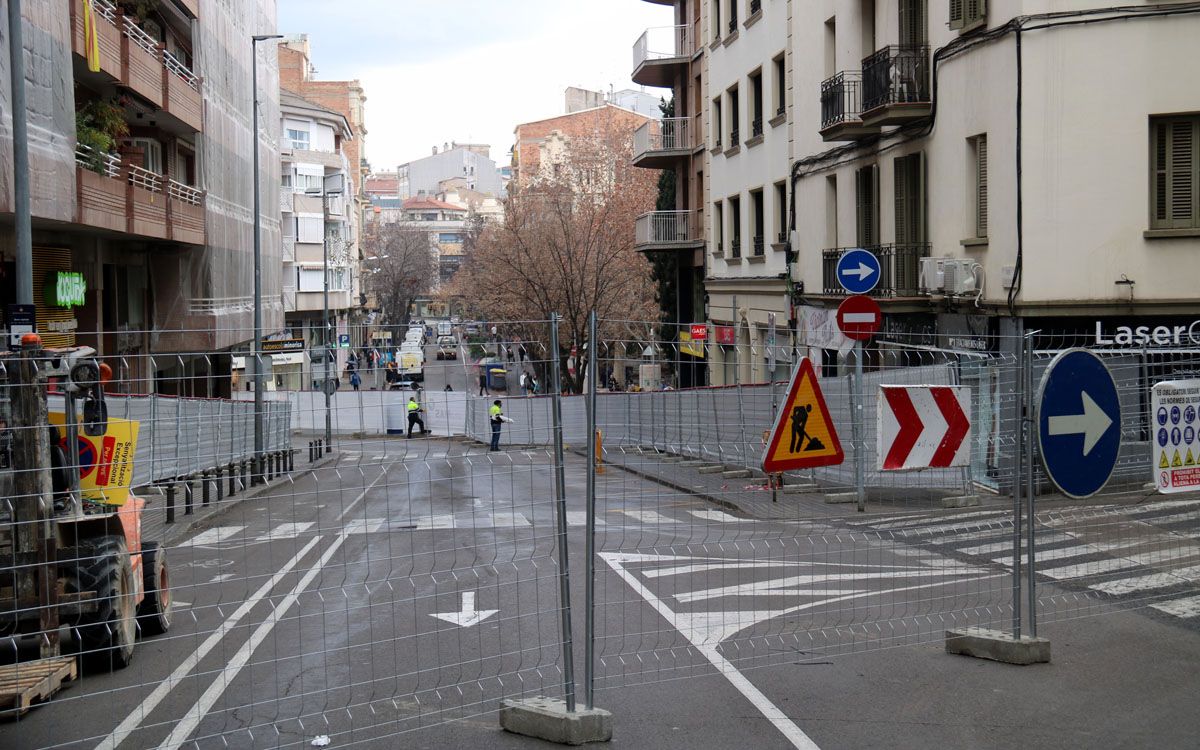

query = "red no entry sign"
836;295;882;341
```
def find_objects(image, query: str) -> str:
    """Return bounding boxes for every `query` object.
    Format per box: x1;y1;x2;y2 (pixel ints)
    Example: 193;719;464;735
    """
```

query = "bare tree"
449;116;659;392
364;223;436;333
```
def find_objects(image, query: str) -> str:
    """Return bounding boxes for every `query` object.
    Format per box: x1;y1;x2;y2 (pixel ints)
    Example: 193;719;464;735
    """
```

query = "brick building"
511;103;652;188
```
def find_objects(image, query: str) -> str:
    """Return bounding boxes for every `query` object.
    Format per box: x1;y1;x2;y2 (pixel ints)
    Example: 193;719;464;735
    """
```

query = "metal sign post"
854;339;865;512
548;313;577;712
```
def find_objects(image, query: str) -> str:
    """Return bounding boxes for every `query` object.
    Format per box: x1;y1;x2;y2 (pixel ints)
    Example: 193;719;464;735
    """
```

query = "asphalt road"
4;444;1200;749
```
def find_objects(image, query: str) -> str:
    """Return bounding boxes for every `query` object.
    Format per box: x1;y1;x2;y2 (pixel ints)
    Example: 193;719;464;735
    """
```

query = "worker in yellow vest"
407;396;426;437
488;399;512;451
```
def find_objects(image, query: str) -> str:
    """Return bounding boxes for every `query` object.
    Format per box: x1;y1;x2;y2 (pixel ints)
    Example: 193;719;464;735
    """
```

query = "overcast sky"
278;0;673;170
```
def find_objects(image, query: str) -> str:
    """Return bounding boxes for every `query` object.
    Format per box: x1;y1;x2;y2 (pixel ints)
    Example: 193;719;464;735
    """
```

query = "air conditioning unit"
920;258;978;295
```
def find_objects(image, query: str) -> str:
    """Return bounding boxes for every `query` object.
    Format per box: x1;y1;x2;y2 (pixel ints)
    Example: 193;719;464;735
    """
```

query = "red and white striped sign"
877;386;972;470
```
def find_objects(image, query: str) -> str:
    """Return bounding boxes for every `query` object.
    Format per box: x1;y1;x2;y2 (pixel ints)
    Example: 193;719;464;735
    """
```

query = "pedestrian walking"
478;370;488;396
489;399;512;451
519;371;529;396
350;369;361;391
407;396;427;437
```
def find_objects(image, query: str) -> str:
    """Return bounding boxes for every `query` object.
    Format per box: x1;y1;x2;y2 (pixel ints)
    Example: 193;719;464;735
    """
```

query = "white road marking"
254;522;314;541
187;526;246;546
1036;558;1140;581
344;518;388;535
1089;566;1200;596
429;591;499;628
1150;594;1200;618
488;512;532;528
209;574;235;584
566;512;605;527
870;510;1008;530
616;509;676;524
687;510;740;523
98;464;393;750
156;466;395;750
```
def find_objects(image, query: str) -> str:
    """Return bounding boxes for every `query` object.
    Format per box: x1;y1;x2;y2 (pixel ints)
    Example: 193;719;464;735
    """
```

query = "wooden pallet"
0;657;78;718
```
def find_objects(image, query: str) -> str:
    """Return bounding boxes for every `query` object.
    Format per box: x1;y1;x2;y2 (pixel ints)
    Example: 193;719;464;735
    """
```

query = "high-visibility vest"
408;401;420;413
489;405;501;420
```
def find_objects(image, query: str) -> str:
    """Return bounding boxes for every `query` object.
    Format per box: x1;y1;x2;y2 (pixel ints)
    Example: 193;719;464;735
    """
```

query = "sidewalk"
139;442;339;547
600;445;1006;521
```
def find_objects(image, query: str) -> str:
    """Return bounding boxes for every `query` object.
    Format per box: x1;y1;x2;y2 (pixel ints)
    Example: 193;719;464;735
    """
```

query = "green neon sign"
45;271;87;308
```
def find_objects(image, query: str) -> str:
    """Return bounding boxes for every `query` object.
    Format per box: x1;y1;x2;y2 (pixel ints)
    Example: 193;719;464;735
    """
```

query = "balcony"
70;0;123;81
822;244;930;296
280;189;294;213
632;25;690;88
635;210;705;252
126;164;168;239
75;145;126;234
121;16;163;108
163;51;203;132
167;179;206;245
861;45;931;127
282;236;296;262
632;117;692;168
819;71;879;142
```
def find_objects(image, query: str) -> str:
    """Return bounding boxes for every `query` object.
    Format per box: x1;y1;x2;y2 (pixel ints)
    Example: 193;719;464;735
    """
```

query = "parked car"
436;344;457;360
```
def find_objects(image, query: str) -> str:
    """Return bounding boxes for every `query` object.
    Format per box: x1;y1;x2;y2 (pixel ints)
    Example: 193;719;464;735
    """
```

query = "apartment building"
512;102;651;188
0;0;281;396
278;89;356;386
627;3;709;386
792;1;1200;350
704;0;794;386
396;143;504;199
364;194;470;286
792;1;1200;488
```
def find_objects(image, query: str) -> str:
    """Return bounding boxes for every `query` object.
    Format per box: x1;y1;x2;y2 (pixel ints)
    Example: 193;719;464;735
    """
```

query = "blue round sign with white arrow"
835;248;882;295
1037;348;1122;499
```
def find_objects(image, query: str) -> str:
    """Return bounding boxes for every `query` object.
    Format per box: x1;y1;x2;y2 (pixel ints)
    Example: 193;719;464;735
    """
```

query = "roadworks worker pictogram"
762;357;844;473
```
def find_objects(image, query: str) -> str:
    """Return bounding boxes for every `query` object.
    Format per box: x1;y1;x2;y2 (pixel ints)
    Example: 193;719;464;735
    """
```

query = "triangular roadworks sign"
762;357;844;472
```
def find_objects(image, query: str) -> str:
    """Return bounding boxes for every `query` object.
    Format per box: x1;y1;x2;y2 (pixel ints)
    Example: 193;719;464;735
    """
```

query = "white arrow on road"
430;591;498;628
1048;390;1113;456
840;262;876;281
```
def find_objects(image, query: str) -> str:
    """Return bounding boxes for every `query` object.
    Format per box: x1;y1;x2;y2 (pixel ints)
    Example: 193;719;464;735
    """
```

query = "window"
297;268;324;292
775;181;788;244
713;200;725;255
855;164;879;247
729;195;742;257
773;54;786;118
421;212;439;221
1150;116;1199;230
286;128;310;150
893;153;926;244
728;85;740;146
826;175;839;248
711;0;721;42
970;134;988;238
949;0;987;32
297;215;324;243
712;97;723;148
439;232;463;243
126;137;162;174
749;70;763;137
281;172;293;191
751;189;765;256
823;18;836;80
295;173;322;192
899;0;928;47
728;0;738;32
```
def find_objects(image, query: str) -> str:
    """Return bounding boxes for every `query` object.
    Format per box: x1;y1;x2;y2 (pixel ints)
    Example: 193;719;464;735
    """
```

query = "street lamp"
306;173;345;453
251;32;283;485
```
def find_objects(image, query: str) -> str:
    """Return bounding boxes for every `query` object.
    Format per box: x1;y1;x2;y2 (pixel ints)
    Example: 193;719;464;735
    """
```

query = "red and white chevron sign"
877;386;972;470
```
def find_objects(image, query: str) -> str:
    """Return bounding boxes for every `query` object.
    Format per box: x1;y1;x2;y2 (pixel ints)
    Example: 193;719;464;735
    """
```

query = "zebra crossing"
182;506;749;548
844;499;1200;623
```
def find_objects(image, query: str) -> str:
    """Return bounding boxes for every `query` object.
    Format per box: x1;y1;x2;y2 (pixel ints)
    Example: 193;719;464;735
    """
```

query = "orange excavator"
0;335;171;714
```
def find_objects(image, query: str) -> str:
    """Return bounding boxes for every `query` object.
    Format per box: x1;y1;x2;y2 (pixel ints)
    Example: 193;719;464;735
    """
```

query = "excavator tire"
62;535;136;671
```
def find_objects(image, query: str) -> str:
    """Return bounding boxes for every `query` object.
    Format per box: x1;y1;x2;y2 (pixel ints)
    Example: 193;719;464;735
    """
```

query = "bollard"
596;429;605;475
165;484;176;524
266;453;274;481
216;467;224;502
228;463;237;496
202;471;211;506
286;449;294;472
239;460;248;493
183;477;194;516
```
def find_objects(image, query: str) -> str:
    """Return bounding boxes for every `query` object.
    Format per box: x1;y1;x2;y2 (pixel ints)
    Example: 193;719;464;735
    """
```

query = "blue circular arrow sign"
1037;349;1121;499
835;248;882;295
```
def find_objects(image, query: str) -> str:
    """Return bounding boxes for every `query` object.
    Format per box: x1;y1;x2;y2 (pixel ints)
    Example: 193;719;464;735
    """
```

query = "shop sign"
263;338;305;353
1094;320;1200;348
690;324;708;341
714;325;736;345
46;271;87;307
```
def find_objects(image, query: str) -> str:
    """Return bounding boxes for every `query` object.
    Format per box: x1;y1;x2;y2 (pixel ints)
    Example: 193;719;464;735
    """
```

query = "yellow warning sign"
762;358;844;472
1160;451;1170;469
1187;449;1196;467
48;413;140;506
1172;450;1183;468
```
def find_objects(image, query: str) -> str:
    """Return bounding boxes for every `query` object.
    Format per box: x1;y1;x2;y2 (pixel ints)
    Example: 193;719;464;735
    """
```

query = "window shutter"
899;0;928;46
1154;121;1169;225
1169;120;1196;227
976;135;988;237
894;158;908;245
949;0;964;30
966;0;986;26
